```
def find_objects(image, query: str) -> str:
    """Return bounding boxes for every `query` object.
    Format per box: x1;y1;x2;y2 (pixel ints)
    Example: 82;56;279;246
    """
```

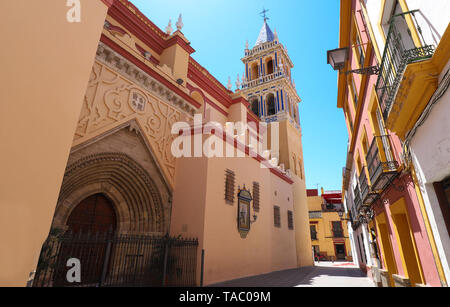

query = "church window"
251;98;259;116
266;93;276;116
225;169;235;204
266;58;274;75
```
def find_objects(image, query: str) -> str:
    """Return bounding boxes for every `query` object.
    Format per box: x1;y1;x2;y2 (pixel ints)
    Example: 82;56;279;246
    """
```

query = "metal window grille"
287;210;294;230
224;169;235;204
274;206;281;228
252;182;260;212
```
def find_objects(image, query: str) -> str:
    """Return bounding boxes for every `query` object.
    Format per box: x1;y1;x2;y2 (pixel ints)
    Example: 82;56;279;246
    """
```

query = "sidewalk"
209;262;375;287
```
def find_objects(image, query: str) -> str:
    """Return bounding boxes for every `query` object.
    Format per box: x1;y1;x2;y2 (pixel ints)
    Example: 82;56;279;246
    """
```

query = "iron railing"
376;10;435;120
359;167;370;202
366;135;399;191
32;230;198;287
353;184;362;213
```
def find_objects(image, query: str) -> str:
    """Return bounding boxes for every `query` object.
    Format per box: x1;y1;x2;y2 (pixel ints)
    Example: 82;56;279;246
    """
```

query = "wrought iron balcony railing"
375;10;435;121
366;135;399;192
359;167;370;203
353;184;362;213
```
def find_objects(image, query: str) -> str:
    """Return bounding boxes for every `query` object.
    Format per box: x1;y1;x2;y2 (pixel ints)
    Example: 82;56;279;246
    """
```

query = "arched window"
266;93;276;116
266;58;274;75
250;98;259;116
251;63;259;81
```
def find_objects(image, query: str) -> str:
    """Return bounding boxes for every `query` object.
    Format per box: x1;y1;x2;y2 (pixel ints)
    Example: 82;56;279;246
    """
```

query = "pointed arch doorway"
67;193;117;234
54;193;118;286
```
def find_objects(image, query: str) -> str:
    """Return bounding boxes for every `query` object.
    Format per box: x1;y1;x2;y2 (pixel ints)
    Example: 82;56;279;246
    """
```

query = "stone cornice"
96;41;198;117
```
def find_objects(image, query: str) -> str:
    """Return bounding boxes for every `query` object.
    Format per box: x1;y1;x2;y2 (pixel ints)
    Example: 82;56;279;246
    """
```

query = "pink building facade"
335;0;443;287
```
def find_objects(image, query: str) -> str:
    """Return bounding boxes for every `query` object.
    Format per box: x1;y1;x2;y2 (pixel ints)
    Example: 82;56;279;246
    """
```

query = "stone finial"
235;74;241;90
176;14;184;31
274;28;279;41
227;76;232;90
165;19;173;35
242;72;246;83
245;40;249;50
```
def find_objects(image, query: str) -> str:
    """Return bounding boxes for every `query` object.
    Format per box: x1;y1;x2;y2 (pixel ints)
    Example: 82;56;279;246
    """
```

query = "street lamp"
327;47;379;75
327;47;349;71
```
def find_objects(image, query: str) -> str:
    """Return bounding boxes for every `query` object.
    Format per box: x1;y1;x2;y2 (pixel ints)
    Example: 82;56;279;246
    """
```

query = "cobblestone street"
210;262;375;287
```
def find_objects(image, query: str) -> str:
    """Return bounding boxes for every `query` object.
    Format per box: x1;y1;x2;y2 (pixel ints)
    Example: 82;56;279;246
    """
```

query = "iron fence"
32;229;198;287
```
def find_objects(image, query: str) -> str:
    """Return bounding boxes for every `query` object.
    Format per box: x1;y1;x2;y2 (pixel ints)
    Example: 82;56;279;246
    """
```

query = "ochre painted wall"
0;0;109;286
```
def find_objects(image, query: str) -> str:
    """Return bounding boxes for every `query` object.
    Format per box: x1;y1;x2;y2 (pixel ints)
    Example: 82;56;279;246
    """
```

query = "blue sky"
130;0;348;190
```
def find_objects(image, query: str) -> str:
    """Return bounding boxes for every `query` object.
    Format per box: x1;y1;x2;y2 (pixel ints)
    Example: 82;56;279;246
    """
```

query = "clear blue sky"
130;0;348;191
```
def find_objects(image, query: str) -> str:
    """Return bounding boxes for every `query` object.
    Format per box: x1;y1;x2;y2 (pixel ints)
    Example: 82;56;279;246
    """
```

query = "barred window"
274;206;281;228
253;182;260;212
224;169;235;204
287;210;294;230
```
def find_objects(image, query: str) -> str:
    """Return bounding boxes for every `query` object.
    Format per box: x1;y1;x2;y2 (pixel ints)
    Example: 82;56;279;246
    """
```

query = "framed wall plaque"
237;188;253;238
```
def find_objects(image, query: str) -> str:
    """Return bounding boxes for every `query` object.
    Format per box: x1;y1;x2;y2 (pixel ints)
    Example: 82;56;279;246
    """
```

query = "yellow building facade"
307;189;352;261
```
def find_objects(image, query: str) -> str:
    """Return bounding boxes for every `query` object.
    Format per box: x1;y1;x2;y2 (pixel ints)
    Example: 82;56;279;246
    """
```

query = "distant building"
307;189;352;262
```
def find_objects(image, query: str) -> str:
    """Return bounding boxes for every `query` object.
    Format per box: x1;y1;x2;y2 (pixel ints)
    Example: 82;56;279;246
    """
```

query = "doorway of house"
335;244;346;260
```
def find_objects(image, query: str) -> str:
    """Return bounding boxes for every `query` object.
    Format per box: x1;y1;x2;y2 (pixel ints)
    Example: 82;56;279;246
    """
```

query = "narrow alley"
210;262;374;287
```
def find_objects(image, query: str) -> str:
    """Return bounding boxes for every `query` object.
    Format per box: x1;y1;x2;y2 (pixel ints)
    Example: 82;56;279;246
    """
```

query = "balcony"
375;10;435;121
366;135;399;192
353;184;362;213
359;166;380;206
359;167;369;202
321;203;344;213
242;70;288;89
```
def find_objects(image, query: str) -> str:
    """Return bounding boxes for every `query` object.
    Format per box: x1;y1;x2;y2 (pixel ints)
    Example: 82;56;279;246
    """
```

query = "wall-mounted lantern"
327;47;379;75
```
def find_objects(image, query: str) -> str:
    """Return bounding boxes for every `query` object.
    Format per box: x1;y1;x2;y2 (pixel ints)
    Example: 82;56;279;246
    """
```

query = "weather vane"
260;8;269;21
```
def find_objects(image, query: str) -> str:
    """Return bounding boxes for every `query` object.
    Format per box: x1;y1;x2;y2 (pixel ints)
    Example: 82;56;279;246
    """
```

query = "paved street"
209;262;375;287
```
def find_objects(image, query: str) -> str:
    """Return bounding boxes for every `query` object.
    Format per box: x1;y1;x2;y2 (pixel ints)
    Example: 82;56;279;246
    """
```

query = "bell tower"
240;14;302;177
240;12;313;268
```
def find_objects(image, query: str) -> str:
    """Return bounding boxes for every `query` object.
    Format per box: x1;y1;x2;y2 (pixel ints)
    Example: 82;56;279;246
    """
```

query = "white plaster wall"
406;0;450;47
410;72;450;284
364;0;450;57
410;79;450;183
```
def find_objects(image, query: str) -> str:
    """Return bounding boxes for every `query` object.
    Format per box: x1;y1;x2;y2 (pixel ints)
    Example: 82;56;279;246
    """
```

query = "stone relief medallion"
129;90;147;113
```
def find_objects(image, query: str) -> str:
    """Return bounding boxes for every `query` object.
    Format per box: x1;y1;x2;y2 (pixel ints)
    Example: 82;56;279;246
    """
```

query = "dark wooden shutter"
287;210;294;230
274;206;281;228
224;169;235;204
252;182;260;212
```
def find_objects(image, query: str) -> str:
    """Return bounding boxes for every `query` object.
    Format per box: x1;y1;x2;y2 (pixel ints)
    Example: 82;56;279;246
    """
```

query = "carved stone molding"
96;41;197;117
53;152;168;235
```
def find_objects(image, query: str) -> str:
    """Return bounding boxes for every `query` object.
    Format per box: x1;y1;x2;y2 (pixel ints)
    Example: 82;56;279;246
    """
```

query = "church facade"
0;0;312;286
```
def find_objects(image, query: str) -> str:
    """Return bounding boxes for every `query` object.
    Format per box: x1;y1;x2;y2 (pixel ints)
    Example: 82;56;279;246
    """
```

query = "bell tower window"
251;98;259;116
266;93;276;116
